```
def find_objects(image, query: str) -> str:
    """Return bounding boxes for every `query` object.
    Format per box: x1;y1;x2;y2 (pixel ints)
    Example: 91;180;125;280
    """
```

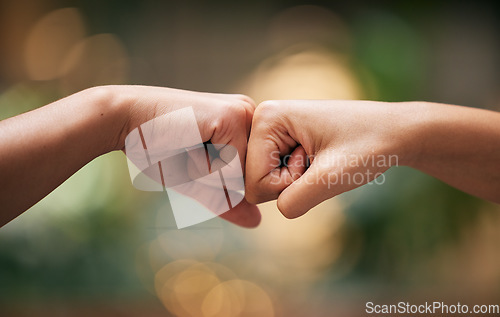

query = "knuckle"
233;94;256;108
220;100;247;120
258;100;281;110
232;102;248;121
254;100;281;122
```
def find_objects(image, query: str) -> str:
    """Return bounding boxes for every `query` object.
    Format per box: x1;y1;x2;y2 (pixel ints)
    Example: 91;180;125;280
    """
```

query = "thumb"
276;152;339;219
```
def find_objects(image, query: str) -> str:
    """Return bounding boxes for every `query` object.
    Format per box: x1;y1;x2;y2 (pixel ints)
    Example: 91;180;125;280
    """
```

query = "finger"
211;120;249;171
219;145;237;164
169;179;260;228
276;154;337;218
187;145;210;180
231;94;256;110
217;94;255;137
245;103;299;203
245;133;283;203
187;145;243;189
247;144;308;204
218;198;261;228
241;96;256;137
286;145;308;181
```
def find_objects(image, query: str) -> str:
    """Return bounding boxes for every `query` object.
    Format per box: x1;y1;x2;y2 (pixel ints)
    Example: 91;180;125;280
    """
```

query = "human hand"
245;100;409;219
110;85;261;227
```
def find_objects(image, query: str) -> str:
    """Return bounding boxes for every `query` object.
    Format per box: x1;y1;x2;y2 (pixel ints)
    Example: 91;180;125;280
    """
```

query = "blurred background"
1;0;500;316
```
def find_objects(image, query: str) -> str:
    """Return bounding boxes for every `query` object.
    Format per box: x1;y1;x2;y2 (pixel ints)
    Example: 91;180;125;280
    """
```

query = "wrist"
98;85;180;152
385;101;430;168
82;85;130;153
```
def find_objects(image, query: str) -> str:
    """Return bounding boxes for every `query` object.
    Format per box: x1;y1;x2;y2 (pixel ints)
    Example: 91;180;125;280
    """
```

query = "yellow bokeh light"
202;279;274;317
152;259;273;317
229;199;349;284
240;46;362;103
173;266;221;316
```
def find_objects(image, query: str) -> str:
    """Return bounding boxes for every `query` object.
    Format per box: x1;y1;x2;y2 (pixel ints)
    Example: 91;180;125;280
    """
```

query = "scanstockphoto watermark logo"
269;151;399;188
365;301;500;315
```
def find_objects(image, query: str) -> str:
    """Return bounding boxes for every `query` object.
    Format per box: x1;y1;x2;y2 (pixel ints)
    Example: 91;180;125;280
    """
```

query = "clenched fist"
245;100;403;218
245;100;500;219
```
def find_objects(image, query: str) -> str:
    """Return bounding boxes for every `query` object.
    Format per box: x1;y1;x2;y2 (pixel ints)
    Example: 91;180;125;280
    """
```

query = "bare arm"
404;102;500;204
0;85;260;227
0;87;123;224
245;100;500;218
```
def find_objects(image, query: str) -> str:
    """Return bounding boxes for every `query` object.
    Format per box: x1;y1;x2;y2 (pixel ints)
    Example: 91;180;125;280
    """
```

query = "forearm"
398;102;500;203
0;86;127;226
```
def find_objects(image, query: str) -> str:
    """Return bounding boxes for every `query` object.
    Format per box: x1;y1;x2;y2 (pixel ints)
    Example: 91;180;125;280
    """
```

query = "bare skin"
245;100;500;219
2;90;499;227
0;85;261;228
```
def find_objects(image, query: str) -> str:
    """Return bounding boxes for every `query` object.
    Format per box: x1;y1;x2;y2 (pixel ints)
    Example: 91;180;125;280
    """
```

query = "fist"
245;100;403;219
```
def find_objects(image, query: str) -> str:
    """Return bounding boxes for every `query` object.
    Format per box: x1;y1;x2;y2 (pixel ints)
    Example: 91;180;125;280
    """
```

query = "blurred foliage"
341;168;484;282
